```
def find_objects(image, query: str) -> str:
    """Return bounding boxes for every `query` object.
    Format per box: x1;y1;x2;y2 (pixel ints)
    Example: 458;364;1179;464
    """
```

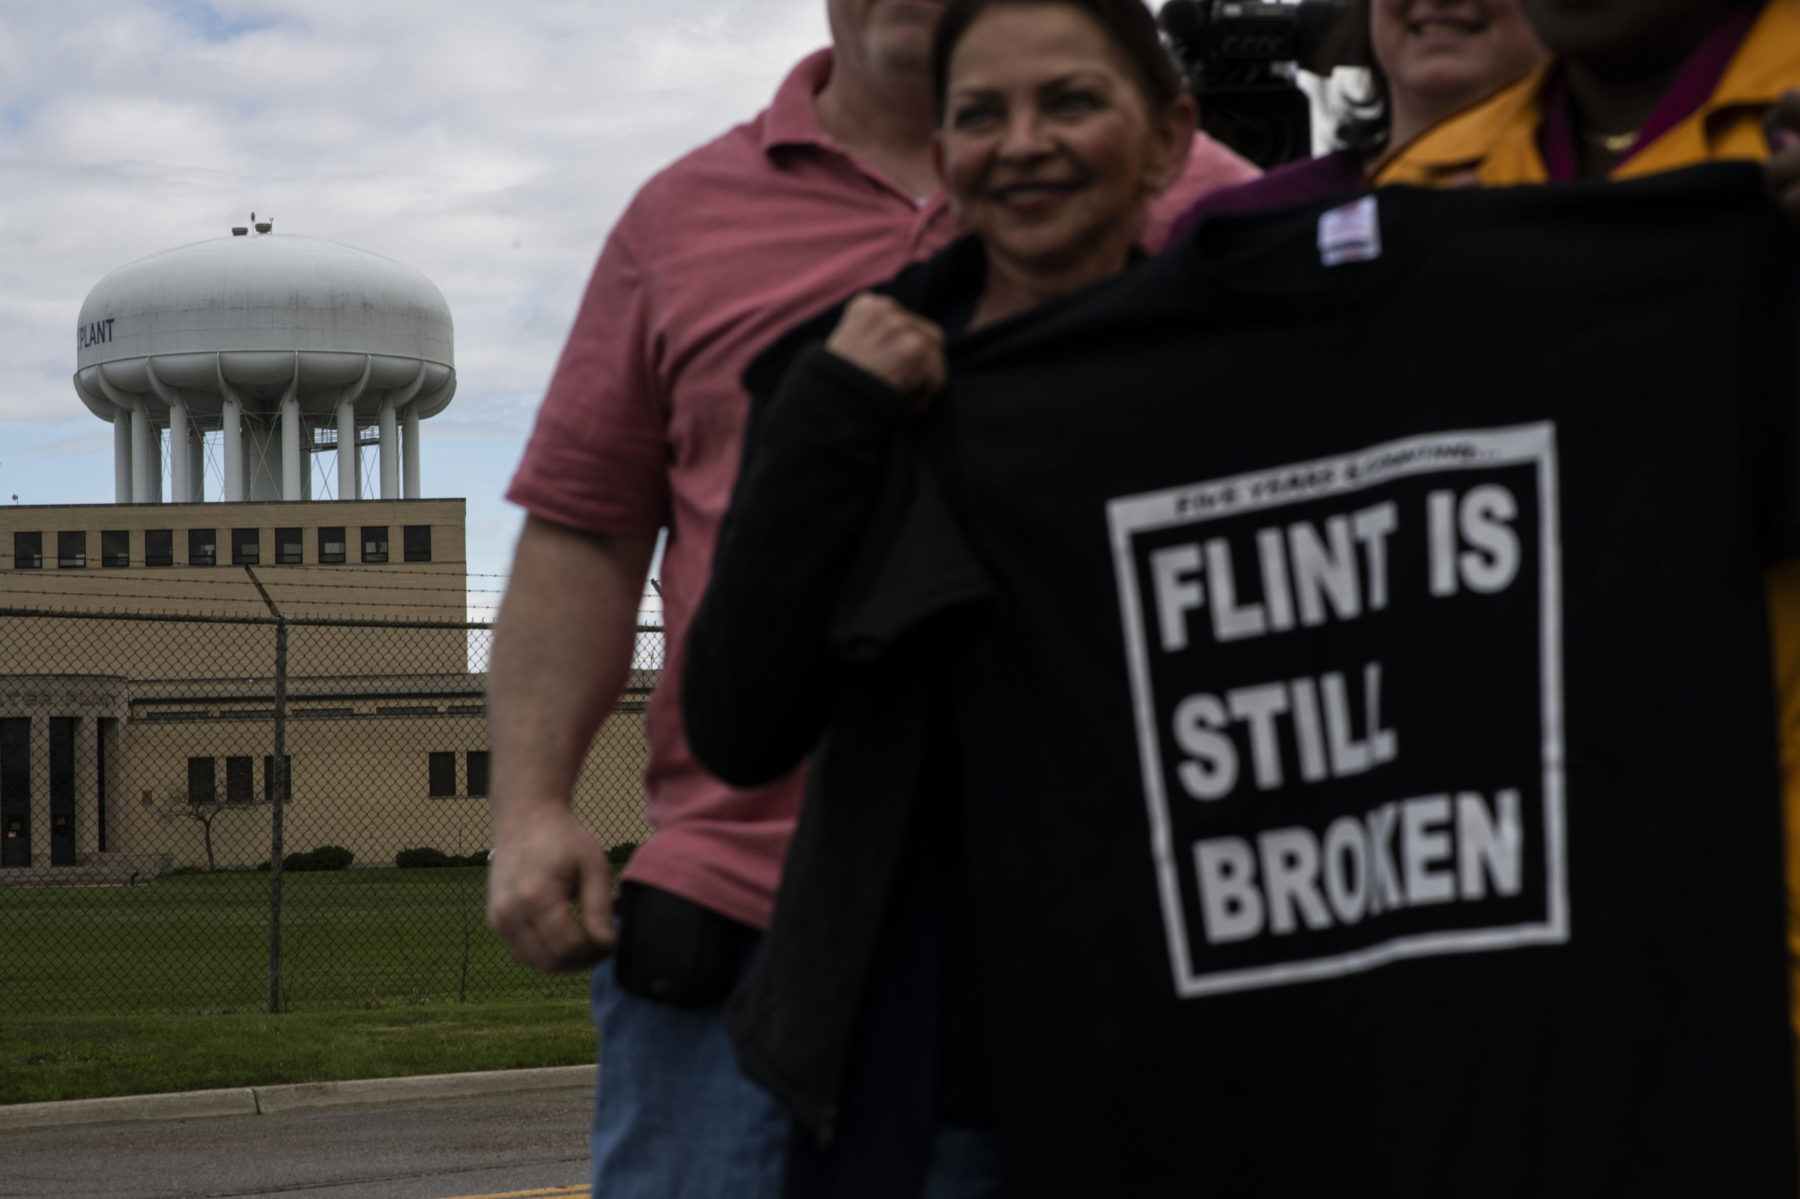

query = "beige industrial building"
1;230;654;879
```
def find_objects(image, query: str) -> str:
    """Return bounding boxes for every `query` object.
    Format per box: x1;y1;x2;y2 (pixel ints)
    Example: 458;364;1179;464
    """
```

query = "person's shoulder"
629;114;775;216
1184;130;1262;184
1145;132;1262;250
1178;150;1367;231
1165;131;1260;207
615;49;831;245
598;114;777;272
1730;0;1800;95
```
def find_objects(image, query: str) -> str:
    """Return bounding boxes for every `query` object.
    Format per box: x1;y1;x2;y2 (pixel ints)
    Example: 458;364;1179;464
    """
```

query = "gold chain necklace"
1581;128;1639;154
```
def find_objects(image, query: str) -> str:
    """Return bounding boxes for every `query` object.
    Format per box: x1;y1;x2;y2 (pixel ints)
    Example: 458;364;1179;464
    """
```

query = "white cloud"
0;0;831;578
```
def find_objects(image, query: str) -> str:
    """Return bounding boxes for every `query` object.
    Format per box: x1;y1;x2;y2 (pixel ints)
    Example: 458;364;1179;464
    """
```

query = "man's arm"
486;514;658;972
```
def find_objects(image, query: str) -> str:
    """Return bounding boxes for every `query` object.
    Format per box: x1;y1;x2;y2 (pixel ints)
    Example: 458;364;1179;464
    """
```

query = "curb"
0;1064;595;1132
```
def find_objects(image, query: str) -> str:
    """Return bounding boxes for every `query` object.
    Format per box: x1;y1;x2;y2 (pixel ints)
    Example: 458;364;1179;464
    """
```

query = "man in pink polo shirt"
487;1;1257;1194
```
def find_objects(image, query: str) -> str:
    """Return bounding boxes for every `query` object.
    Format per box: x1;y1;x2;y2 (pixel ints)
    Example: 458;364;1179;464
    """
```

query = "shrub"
453;851;489;868
395;847;453;869
284;845;354;872
606;842;638;871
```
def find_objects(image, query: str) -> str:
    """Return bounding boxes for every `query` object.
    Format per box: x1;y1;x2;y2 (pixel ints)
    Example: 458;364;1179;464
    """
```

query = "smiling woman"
679;2;1248;1195
929;1;1194;325
1369;0;1547;148
1167;0;1544;232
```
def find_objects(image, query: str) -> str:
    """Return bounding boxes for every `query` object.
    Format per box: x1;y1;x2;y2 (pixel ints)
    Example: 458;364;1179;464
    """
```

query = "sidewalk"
0;1064;595;1132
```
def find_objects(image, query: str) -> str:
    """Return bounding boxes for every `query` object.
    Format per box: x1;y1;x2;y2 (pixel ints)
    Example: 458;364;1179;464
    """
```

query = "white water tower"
73;220;455;504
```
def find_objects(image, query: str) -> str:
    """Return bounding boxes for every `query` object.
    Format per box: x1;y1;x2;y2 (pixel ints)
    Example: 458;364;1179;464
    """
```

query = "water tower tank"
73;226;455;504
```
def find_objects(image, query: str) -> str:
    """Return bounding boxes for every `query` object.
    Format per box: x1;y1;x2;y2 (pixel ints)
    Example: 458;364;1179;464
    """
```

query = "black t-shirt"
862;163;1800;1196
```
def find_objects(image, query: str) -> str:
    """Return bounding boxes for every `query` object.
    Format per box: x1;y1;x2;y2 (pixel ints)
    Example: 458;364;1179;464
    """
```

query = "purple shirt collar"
1167;149;1365;243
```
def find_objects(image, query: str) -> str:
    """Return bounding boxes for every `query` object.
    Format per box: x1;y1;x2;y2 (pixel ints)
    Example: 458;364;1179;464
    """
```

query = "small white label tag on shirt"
1318;195;1382;267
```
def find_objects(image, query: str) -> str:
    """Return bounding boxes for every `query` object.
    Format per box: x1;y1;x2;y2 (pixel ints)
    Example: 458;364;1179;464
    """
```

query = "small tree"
165;787;266;872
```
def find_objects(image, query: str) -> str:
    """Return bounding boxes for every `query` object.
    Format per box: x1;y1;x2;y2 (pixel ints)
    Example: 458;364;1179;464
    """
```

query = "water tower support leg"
403;405;420;500
170;402;190;504
281;395;302;502
113;414;132;503
379;401;398;500
224;397;245;503
337;401;358;501
131;407;153;505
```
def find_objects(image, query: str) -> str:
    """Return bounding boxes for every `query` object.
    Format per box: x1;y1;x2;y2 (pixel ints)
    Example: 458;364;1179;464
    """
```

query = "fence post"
246;567;287;1014
269;616;287;1014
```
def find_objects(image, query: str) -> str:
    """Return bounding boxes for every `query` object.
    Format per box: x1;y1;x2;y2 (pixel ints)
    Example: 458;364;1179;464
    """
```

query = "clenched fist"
487;799;616;973
825;293;948;406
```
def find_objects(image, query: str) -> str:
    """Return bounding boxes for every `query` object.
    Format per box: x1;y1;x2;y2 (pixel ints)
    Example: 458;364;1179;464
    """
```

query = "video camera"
1159;0;1350;169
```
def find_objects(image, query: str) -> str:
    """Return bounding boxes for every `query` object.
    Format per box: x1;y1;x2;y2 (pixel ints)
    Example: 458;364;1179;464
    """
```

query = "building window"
428;752;456;797
225;756;254;804
57;530;86;568
231;528;260;566
145;529;174;567
362;526;388;564
189;528;216;567
12;532;41;569
49;719;75;866
2;719;30;867
102;530;130;568
403;525;431;563
275;527;303;565
187;757;216;805
318;527;346;564
263;755;293;803
466;751;489;798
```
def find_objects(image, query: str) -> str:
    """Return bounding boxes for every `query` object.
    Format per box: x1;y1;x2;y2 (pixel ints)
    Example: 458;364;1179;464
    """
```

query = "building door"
50;812;74;867
49;718;75;867
0;719;27;868
2;814;25;868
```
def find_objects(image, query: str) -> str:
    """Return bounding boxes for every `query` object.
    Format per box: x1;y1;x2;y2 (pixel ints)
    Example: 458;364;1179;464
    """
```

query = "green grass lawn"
0;867;587;1015
0;868;601;1104
0;1001;596;1105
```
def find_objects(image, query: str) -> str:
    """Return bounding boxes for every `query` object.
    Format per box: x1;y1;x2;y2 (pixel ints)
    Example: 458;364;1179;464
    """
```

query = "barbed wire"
0;589;490;614
0;590;663;619
0;558;649;592
1;578;510;600
0;553;517;581
0;600;665;629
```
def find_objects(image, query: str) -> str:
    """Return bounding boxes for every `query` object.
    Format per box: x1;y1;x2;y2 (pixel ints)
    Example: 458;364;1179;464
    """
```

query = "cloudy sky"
0;0;833;618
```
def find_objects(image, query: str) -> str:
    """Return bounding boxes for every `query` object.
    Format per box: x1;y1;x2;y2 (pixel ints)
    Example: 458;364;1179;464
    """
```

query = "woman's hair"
1317;0;1392;155
929;0;1187;122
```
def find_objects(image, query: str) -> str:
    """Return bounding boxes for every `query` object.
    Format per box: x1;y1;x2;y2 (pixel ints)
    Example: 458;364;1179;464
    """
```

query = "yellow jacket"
1377;0;1800;187
1378;0;1800;1050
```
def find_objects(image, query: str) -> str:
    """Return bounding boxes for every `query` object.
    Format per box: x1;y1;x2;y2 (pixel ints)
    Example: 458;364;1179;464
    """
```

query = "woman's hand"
1768;89;1800;223
825;294;947;407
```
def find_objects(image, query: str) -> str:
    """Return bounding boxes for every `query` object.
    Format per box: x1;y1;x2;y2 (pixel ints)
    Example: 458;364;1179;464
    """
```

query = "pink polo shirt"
509;49;1257;929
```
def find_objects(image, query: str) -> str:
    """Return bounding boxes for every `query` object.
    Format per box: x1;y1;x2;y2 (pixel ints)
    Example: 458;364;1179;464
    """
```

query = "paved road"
0;1088;591;1199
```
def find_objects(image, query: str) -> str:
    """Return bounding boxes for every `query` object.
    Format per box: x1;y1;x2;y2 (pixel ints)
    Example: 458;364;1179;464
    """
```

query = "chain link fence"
0;600;661;1016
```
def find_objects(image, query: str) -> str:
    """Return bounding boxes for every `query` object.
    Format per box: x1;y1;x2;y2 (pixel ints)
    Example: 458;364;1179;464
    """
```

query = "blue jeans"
588;933;787;1199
